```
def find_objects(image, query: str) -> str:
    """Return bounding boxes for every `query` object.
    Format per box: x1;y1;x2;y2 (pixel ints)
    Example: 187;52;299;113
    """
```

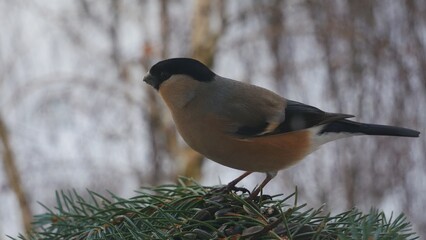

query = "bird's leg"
226;171;253;192
211;171;252;195
248;172;276;200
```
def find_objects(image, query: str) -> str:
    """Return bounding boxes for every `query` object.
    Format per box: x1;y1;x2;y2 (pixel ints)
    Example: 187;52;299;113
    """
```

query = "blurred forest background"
0;0;425;238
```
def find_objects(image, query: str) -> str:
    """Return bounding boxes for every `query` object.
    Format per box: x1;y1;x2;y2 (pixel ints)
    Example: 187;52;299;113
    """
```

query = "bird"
143;58;420;199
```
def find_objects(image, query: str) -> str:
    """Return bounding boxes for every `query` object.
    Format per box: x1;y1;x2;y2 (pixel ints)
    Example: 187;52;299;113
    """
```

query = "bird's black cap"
143;58;216;90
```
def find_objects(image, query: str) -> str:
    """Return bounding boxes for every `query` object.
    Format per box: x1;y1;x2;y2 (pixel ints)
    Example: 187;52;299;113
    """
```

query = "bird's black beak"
143;73;160;90
143;73;154;86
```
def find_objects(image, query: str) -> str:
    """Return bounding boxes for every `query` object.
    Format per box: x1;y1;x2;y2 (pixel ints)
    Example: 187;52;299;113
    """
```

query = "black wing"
234;100;353;138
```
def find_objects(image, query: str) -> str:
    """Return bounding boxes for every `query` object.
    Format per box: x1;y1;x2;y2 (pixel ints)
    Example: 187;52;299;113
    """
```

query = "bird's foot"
211;185;250;195
247;193;273;202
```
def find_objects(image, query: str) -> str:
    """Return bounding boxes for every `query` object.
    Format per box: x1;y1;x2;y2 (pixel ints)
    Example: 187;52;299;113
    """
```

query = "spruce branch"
12;178;418;240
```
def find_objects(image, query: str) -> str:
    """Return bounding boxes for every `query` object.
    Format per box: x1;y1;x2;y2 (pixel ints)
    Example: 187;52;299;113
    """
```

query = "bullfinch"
143;58;420;198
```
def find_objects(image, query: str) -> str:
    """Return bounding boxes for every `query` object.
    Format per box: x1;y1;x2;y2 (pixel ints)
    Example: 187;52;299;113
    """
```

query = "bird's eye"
160;72;171;80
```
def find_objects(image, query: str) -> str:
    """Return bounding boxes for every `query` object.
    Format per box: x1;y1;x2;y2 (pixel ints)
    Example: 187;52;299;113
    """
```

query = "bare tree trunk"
141;0;228;183
0;116;32;234
264;0;296;93
178;0;226;180
191;0;222;65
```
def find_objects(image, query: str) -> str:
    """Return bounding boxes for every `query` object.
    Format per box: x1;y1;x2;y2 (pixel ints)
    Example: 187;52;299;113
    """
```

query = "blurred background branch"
0;116;31;234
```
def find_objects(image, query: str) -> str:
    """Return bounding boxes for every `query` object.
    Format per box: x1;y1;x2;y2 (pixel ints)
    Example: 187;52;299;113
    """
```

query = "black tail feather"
320;120;420;137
